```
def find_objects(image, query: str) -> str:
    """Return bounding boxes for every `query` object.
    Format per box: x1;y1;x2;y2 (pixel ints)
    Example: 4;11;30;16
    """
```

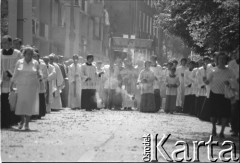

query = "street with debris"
1;108;239;162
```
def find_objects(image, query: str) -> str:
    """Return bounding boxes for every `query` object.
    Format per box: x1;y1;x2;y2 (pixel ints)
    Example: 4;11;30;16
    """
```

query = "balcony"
51;26;66;45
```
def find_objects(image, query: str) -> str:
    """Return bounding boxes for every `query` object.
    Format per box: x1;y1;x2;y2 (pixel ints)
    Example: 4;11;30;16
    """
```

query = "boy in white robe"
81;54;99;111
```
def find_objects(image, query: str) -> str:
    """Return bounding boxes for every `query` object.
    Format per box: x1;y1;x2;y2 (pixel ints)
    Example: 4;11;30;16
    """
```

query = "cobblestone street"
1;108;239;162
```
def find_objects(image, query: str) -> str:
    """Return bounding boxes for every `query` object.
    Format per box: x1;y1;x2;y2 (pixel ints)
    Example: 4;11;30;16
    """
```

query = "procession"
1;0;239;162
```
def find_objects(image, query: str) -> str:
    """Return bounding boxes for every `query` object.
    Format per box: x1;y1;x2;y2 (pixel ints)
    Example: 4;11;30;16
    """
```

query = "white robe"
68;63;82;108
46;64;56;113
51;62;64;110
176;65;187;107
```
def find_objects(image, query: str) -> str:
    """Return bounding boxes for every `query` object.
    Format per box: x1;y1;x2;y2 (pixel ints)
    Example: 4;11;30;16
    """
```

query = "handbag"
8;91;18;111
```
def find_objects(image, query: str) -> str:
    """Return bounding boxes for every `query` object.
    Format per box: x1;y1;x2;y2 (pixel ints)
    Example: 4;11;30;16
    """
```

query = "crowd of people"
1;35;239;138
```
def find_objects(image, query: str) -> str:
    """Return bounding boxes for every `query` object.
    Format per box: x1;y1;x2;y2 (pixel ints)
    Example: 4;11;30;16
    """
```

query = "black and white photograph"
0;0;239;162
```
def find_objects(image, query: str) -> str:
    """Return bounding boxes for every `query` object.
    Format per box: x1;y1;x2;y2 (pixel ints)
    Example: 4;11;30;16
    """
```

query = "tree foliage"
154;0;239;55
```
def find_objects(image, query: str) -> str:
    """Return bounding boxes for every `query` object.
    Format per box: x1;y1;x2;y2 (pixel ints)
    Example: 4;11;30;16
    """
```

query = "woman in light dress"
10;46;42;130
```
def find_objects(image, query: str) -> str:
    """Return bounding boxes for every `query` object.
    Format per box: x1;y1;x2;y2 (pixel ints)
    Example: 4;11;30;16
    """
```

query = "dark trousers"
1;93;20;128
154;89;161;111
81;89;97;110
39;93;46;117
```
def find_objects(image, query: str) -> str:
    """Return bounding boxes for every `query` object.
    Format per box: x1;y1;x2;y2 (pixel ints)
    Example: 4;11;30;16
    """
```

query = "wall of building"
8;0;108;60
105;0;159;60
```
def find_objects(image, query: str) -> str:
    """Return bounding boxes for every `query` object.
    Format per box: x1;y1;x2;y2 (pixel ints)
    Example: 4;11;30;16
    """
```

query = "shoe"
219;133;225;139
18;122;24;129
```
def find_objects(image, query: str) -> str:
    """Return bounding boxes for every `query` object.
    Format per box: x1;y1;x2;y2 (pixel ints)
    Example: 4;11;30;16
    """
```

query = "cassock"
68;63;82;109
81;63;98;110
138;69;156;112
1;48;22;128
45;63;56;113
183;69;195;114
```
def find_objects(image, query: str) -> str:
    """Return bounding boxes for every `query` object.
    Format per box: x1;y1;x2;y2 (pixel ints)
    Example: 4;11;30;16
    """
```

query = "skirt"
209;91;231;119
183;95;196;115
165;95;177;113
140;93;156;113
199;98;211;122
195;96;206;117
81;89;97;110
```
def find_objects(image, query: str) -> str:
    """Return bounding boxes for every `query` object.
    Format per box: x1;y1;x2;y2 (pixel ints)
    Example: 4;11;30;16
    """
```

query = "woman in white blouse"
203;52;235;138
10;46;42;130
